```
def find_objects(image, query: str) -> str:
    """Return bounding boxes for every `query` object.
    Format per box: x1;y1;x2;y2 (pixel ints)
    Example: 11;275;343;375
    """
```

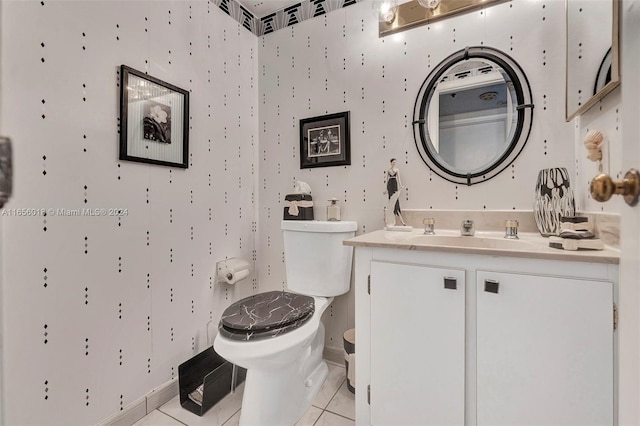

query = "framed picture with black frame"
119;65;190;168
299;111;351;169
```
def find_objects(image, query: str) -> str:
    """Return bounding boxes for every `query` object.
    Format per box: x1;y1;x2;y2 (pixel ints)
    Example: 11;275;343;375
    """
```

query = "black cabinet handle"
444;277;457;290
484;279;499;294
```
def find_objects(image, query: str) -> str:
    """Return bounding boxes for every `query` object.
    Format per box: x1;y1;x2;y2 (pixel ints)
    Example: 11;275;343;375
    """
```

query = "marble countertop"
344;228;620;264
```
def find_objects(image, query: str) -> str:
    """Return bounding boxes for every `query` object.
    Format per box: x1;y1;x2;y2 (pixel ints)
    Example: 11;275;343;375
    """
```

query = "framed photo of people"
119;65;189;168
299;111;351;169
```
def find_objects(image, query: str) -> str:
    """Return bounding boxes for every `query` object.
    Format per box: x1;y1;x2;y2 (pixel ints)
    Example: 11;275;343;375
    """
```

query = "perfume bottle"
327;198;341;221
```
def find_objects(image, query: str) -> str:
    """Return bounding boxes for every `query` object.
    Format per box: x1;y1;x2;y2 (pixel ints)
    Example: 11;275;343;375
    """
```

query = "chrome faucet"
461;219;475;236
423;217;435;235
504;219;519;239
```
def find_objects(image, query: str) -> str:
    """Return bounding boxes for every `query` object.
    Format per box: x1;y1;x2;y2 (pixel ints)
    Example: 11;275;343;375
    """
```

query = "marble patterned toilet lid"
218;291;315;341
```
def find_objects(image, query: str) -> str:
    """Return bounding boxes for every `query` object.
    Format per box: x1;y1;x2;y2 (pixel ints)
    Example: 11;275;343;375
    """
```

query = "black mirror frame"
412;46;534;186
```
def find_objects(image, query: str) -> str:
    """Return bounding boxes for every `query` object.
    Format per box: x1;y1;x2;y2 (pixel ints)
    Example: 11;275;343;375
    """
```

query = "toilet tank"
281;220;357;297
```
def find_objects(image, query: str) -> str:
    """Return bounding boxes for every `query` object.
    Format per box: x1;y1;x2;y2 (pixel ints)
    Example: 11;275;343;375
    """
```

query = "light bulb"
372;0;398;23
417;0;442;9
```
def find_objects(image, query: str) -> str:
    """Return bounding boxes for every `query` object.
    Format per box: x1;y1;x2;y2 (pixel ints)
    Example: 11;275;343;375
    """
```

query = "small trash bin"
178;347;246;416
343;328;355;394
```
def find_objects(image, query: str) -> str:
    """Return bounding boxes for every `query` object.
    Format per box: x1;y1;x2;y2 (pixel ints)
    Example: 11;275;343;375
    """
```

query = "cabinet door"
476;271;613;426
370;261;465;426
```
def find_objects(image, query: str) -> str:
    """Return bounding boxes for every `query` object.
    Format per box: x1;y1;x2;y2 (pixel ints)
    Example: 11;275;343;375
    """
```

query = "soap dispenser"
327;198;341;221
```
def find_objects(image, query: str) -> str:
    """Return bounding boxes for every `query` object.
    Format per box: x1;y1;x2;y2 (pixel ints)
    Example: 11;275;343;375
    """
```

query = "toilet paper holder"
216;258;251;285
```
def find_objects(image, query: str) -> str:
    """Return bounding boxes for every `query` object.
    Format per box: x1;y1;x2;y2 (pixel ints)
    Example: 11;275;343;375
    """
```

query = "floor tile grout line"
325;377;347;409
310;377;348;426
324;407;355;422
311;375;346;411
155;407;190;426
221;407;242;425
311;374;348;425
326;410;356;423
323;380;355;421
312;408;355;425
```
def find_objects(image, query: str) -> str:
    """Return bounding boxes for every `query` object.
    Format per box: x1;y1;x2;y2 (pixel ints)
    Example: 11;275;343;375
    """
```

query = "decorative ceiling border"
211;0;363;36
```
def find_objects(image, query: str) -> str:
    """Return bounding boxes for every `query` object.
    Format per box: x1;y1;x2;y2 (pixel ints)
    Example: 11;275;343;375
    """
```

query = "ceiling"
235;0;301;18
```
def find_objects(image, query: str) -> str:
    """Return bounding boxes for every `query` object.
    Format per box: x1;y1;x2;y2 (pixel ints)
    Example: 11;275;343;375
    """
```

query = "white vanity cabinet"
476;270;613;426
351;245;618;426
370;261;466;426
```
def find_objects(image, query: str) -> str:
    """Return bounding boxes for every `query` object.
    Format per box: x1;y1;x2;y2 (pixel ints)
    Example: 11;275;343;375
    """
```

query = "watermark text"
1;208;129;217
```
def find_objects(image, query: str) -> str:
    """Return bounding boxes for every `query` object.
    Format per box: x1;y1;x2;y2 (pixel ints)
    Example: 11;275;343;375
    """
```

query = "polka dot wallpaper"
0;0;623;424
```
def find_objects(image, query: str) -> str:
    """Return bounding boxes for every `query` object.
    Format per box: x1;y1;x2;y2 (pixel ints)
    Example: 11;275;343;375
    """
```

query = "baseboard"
96;378;179;426
323;346;344;366
146;378;179;412
95;396;147;426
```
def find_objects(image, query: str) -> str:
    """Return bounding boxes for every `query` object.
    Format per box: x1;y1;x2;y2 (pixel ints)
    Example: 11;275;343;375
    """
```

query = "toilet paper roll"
224;268;250;285
218;258;251;285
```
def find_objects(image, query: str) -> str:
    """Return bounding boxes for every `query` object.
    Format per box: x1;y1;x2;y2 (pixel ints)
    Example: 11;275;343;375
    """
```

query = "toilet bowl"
213;220;357;426
214;295;331;425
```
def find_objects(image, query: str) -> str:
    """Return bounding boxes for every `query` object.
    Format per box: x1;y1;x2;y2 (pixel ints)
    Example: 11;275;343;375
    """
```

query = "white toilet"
214;220;357;426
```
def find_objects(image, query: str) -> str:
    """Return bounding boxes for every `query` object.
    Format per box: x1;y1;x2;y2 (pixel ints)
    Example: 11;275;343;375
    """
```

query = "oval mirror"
413;46;534;185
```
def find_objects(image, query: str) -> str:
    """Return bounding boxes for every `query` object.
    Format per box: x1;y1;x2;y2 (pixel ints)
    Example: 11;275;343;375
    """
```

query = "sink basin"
401;234;535;250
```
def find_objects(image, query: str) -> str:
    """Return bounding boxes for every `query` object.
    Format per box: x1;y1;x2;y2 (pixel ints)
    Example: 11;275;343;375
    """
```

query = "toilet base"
237;324;328;426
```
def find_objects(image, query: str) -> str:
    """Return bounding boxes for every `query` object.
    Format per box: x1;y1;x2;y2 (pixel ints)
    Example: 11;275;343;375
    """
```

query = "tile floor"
133;362;354;426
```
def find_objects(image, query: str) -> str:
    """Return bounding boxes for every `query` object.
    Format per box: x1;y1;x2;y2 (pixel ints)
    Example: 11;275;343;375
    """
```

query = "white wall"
257;0;579;353
573;88;624;213
0;0;626;423
0;1;258;424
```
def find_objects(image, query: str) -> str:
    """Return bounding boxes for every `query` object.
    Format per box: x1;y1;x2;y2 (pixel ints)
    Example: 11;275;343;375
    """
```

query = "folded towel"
558;229;595;240
549;236;604;251
560;216;588;224
560;222;594;232
285;200;313;216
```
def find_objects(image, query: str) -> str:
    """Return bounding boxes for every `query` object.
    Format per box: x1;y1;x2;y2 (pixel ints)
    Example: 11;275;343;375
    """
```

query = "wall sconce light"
379;0;507;37
373;0;399;24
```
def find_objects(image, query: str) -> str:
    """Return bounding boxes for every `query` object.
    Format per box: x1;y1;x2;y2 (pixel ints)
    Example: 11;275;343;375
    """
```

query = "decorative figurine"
583;129;604;172
383;158;412;231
